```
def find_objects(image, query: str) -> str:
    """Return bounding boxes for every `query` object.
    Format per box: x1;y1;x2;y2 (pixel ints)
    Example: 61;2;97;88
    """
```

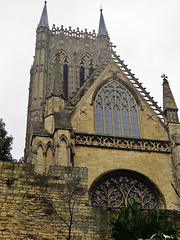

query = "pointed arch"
52;49;70;64
76;46;98;65
36;141;45;154
59;134;69;145
89;169;165;209
94;79;140;137
58;134;69;166
35;143;45;175
45;141;54;154
50;44;72;64
45;141;55;174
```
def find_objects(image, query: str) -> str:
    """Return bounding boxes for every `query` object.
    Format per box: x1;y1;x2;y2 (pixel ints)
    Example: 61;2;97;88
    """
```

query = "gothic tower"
25;2;180;209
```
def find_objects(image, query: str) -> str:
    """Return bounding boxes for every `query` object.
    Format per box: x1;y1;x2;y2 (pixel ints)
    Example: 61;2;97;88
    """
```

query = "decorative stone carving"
90;170;164;209
75;133;171;153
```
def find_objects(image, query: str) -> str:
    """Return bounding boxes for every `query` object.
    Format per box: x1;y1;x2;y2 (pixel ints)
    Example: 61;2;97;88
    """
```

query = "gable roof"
66;49;166;125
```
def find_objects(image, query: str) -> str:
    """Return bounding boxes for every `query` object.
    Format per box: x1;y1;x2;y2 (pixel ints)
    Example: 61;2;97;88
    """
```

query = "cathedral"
25;1;180;210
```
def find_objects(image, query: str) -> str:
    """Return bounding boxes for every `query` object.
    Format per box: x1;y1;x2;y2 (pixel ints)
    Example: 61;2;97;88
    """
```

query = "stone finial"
38;1;49;28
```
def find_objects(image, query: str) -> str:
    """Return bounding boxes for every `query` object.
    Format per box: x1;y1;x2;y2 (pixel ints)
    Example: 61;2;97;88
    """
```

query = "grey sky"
0;0;180;160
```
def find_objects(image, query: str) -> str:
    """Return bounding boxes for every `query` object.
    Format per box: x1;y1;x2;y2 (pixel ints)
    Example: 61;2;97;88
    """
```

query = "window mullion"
103;104;106;134
128;103;133;137
111;104;115;135
120;107;124;136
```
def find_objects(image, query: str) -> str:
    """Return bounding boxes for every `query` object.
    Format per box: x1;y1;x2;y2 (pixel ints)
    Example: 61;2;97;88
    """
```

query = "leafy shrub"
109;200;179;240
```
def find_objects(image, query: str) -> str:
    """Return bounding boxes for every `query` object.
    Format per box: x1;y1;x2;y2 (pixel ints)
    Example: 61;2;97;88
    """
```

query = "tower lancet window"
80;60;85;87
79;53;95;87
53;50;69;99
95;80;139;137
63;57;69;100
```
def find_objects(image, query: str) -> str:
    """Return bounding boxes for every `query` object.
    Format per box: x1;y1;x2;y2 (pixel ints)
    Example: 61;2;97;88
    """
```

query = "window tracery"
90;170;163;209
95;80;139;137
79;53;95;87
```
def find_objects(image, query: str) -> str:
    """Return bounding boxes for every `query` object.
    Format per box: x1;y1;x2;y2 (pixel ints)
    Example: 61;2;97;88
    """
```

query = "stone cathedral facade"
25;2;180;210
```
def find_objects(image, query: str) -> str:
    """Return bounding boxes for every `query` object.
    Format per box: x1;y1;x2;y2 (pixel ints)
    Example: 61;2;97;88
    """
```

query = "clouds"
0;0;179;160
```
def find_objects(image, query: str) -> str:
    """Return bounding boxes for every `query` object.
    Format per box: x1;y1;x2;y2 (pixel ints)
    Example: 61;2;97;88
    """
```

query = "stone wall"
0;161;96;240
0;161;179;240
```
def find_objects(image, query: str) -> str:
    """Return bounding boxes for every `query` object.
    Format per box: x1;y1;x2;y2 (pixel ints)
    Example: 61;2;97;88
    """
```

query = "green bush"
109;200;179;240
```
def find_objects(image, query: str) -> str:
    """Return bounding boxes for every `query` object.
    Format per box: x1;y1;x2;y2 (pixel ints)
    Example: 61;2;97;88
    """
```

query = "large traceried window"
90;170;164;209
95;80;139;137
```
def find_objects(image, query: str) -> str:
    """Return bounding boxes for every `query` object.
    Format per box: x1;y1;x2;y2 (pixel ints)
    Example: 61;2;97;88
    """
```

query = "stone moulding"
75;133;171;153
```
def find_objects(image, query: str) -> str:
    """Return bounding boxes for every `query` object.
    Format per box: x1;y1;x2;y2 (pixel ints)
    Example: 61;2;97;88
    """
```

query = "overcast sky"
0;0;180;160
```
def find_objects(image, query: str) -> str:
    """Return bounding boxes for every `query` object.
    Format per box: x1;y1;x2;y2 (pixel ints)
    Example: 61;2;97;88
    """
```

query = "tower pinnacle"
97;8;109;37
162;75;179;123
38;1;49;28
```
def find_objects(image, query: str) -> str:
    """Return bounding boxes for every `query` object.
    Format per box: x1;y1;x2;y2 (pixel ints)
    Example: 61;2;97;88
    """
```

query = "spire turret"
162;75;179;123
38;1;49;28
97;8;109;37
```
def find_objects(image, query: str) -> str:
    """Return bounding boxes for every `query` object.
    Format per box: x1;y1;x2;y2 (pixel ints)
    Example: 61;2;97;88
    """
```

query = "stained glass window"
95;80;139;137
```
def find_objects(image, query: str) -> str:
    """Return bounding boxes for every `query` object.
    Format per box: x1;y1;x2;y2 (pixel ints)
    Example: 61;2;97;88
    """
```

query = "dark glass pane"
100;90;105;96
112;96;115;105
104;96;109;105
116;91;122;98
89;67;94;76
126;92;131;99
63;64;68;100
80;65;85;87
114;106;121;136
105;105;113;134
112;81;118;87
96;104;104;134
109;91;114;98
123;98;128;106
116;97;120;105
117;87;125;93
131;108;139;137
122;107;131;136
129;98;134;107
97;96;102;104
105;86;113;91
